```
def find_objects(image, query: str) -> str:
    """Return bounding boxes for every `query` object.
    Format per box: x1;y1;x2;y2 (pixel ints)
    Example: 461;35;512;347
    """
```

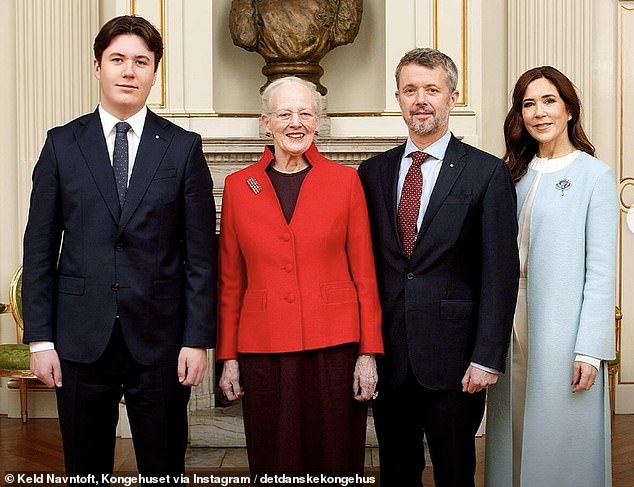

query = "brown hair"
504;66;594;182
93;15;163;72
395;48;458;92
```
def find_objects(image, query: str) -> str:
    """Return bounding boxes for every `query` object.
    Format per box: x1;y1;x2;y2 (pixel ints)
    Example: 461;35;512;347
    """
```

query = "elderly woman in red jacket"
217;76;383;482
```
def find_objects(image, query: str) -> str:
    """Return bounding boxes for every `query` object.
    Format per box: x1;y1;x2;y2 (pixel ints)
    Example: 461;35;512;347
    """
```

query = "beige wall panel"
383;1;416;112
508;0;593;132
479;0;507;157
0;0;19;348
212;0;261;114
131;0;165;107
16;0;100;234
182;0;214;113
436;0;467;106
321;0;386;113
591;1;618;166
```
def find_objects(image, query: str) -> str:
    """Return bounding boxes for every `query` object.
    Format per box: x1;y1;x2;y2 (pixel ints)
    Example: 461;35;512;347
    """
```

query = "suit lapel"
118;110;173;234
75;110;121;223
416;135;467;240
380;144;406;250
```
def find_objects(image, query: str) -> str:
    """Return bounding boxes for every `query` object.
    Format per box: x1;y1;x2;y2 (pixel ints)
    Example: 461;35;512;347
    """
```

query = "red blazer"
216;144;383;359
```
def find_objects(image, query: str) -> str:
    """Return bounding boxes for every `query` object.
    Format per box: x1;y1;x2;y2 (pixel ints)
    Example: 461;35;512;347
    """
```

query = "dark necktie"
113;121;131;207
398;151;429;258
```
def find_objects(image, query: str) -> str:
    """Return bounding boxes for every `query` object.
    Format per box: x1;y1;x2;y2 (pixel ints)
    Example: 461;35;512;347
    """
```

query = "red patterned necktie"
398;151;429;258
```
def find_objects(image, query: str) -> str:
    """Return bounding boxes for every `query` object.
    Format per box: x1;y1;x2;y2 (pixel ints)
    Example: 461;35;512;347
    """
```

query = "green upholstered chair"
0;266;46;422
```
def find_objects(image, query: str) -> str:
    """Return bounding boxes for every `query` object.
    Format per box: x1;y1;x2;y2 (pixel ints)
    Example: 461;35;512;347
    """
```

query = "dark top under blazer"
22;109;217;365
358;135;519;390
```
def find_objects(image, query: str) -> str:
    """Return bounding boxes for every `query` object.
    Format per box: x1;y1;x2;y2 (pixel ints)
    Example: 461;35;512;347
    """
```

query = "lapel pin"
246;177;262;194
155;135;160;139
449;163;455;168
555;178;572;196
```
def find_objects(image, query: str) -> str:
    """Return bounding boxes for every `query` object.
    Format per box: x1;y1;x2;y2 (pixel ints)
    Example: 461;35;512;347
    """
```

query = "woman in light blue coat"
485;66;618;487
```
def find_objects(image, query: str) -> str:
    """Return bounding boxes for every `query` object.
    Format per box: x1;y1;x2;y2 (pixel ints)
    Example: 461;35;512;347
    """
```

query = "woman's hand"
572;361;598;393
353;354;378;402
219;359;244;400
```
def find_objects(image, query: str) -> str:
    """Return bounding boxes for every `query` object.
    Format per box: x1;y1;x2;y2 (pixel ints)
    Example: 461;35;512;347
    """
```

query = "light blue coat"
485;152;618;487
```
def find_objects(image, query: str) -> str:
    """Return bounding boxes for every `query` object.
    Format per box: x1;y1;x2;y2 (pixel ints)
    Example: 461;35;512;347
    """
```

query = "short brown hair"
395;48;458;92
504;66;595;182
93;15;163;72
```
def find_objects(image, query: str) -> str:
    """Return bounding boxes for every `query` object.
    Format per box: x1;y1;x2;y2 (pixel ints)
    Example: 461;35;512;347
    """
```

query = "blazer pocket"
439;300;474;320
153;279;182;300
320;281;358;304
57;275;85;295
242;289;267;312
444;194;472;205
153;168;177;180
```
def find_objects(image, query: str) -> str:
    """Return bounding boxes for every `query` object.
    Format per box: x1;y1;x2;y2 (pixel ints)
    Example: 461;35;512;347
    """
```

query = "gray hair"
395;48;458;92
261;77;322;115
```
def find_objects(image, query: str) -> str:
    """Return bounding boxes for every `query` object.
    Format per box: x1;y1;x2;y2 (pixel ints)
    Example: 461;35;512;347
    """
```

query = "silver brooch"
555;178;572;196
246;177;262;194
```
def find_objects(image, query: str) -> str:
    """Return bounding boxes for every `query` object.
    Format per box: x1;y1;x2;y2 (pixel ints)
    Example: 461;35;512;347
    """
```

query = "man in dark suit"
22;16;216;481
358;48;519;487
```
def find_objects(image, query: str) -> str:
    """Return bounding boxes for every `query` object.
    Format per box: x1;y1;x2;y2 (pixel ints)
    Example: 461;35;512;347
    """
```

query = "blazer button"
283;264;293;272
406;273;414;280
115;241;124;251
111;282;119;291
280;233;291;242
285;293;296;303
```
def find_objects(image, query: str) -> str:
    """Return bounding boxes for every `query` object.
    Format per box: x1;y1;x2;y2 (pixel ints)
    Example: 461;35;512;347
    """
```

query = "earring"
568;115;572;121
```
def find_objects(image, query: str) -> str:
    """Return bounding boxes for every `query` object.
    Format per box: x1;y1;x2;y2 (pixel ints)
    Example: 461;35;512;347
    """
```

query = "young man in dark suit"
358;48;519;487
22;15;216;480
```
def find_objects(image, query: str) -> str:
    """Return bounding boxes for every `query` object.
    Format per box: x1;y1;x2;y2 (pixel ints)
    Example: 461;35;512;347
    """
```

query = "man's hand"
353;354;378;401
219;359;243;401
177;347;207;386
31;349;62;388
461;365;498;394
572;361;598;393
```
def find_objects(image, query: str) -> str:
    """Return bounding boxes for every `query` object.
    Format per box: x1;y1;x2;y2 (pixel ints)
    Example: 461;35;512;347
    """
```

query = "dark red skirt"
239;343;368;483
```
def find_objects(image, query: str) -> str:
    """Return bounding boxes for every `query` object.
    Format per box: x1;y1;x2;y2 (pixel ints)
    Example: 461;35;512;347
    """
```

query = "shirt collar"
404;129;452;162
98;104;147;139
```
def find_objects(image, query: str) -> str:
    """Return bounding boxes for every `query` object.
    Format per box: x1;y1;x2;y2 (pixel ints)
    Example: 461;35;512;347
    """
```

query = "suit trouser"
373;368;486;487
56;322;191;484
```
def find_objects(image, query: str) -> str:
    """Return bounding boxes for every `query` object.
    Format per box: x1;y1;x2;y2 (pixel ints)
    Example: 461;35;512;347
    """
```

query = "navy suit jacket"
23;108;217;365
358;135;519;390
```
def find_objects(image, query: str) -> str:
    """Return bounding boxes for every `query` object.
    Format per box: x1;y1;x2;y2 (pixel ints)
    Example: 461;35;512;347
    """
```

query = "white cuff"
29;341;55;353
470;362;499;374
575;354;601;371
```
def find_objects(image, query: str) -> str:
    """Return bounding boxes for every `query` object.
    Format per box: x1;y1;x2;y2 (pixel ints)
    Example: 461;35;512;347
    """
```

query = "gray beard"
407;118;436;136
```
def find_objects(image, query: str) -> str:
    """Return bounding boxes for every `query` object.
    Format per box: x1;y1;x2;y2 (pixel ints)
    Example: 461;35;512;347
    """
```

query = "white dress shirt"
99;104;147;184
397;130;449;232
